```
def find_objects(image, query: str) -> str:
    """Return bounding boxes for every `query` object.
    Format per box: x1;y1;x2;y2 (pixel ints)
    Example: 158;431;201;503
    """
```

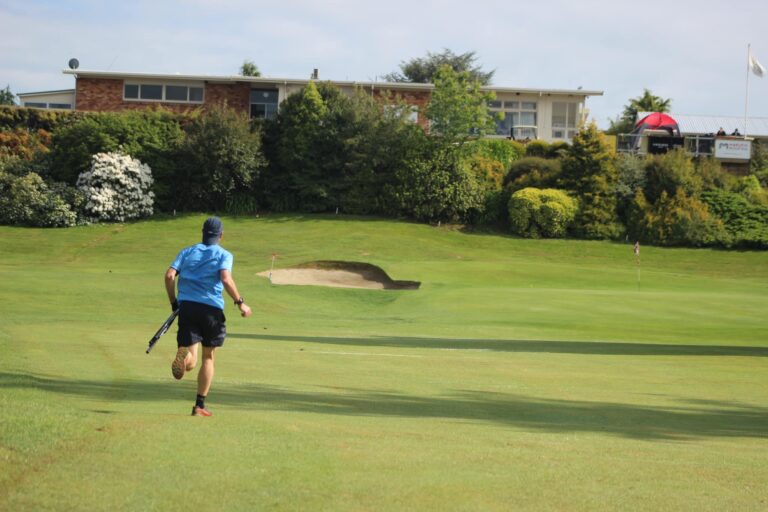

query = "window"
124;83;204;103
250;89;279;119
140;85;163;100
124;84;139;99
189;87;203;102
22;101;72;109
489;100;537;139
165;85;188;101
552;102;579;140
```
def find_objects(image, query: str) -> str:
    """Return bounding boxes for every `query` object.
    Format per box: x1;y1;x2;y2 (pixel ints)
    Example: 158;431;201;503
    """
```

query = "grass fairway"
1;214;767;511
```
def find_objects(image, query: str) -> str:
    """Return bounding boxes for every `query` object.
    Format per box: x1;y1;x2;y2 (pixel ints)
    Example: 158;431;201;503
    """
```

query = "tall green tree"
384;141;484;223
560;122;622;239
425;65;497;145
383;49;494;85
643;149;702;204
263;81;424;213
239;60;261;77
339;90;429;215
386;65;497;222
0;85;15;106
607;89;672;134
263;81;340;212
176;105;265;211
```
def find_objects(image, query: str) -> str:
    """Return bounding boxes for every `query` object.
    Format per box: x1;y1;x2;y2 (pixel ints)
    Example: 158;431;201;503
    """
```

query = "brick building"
23;69;604;142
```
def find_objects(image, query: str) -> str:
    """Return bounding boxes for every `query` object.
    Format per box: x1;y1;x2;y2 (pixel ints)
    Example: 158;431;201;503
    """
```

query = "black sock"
195;394;206;409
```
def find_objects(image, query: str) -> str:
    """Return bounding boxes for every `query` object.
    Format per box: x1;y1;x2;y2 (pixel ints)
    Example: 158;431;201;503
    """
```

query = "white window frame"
249;88;280;119
123;81;205;104
489;100;538;139
551;102;580;140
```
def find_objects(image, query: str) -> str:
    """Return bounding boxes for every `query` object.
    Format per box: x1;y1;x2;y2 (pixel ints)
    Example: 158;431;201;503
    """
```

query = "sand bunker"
257;261;420;290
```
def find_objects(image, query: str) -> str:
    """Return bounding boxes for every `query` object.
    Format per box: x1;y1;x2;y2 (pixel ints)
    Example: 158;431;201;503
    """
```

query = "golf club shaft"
146;309;179;354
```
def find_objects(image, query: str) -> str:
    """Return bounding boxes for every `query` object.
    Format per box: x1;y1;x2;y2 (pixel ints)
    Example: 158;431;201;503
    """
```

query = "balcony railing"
616;134;718;156
685;136;715;156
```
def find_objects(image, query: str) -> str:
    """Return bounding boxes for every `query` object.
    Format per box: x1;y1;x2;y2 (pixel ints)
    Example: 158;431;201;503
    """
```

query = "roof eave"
17;88;76;97
63;70;602;97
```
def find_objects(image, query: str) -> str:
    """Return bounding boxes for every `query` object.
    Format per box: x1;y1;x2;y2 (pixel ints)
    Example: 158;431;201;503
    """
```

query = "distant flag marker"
749;48;766;77
744;44;765;138
269;253;277;283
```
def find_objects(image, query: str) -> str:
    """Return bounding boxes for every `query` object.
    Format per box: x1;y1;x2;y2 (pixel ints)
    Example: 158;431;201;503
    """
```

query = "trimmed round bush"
508;187;578;238
77;152;154;222
537;201;572;237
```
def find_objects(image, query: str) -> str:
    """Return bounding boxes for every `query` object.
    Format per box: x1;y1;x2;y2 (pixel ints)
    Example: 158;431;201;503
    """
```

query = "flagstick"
268;253;276;283
745;43;751;139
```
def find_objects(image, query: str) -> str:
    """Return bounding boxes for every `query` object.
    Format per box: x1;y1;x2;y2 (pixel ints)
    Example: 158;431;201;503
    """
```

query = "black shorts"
177;301;226;348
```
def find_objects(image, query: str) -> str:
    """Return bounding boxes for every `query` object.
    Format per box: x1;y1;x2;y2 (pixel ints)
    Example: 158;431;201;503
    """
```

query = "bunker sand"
257;261;420;290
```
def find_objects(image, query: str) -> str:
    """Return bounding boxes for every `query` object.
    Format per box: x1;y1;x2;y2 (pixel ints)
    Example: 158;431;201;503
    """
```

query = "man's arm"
165;268;178;310
220;269;252;317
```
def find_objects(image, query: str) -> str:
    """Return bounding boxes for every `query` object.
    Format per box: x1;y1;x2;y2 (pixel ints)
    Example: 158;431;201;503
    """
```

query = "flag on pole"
749;49;766;77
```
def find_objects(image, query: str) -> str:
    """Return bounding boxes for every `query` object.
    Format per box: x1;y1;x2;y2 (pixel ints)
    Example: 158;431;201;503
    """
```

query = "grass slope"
1;214;766;511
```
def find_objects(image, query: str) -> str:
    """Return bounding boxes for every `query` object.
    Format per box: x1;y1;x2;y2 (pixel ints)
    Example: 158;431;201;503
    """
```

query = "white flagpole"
745;43;751;139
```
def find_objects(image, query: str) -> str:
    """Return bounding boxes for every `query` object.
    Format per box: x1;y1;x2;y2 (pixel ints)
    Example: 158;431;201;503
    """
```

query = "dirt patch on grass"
257;260;420;290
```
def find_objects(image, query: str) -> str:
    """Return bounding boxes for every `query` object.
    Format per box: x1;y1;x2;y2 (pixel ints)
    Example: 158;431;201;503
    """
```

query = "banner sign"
714;139;752;160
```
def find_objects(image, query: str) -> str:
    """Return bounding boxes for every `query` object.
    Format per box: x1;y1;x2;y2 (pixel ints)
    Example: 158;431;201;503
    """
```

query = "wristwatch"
234;297;245;306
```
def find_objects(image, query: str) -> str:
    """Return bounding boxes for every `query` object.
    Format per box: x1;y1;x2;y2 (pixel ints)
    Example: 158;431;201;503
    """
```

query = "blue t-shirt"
170;244;233;310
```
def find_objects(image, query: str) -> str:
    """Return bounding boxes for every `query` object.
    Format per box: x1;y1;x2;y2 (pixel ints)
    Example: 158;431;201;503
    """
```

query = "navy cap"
202;217;223;245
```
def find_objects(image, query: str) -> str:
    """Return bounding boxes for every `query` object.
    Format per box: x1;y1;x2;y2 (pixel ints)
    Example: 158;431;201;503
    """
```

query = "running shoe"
171;347;189;380
191;406;212;417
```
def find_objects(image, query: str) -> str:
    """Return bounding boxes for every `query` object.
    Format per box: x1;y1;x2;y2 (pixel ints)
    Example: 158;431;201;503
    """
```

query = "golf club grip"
146;310;179;354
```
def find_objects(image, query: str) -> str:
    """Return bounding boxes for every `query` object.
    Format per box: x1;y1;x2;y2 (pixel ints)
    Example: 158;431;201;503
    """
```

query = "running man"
164;217;252;416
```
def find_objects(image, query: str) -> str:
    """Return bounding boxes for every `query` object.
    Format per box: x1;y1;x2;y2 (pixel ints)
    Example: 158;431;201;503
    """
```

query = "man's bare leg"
185;343;199;371
197;346;216;397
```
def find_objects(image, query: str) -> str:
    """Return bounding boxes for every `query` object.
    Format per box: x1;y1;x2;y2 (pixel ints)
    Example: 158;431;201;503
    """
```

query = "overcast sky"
2;0;767;128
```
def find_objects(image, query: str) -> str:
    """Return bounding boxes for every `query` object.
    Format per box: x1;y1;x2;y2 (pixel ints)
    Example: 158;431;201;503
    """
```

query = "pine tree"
0;85;15;105
560;122;622;239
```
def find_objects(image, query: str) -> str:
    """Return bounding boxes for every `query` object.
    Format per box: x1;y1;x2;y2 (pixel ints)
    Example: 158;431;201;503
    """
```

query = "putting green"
1;215;766;511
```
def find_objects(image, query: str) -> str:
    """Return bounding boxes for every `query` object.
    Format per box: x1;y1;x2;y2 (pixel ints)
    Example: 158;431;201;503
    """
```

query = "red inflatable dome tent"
633;112;681;136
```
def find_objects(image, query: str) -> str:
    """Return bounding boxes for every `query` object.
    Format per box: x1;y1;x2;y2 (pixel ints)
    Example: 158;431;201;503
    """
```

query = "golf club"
146;309;179;354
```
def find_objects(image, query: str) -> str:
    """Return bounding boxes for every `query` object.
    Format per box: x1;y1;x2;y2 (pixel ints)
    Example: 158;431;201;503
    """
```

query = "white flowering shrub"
77;152;154;222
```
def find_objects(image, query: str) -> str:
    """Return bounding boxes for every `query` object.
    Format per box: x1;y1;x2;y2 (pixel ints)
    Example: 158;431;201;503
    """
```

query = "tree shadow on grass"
229;333;768;357
1;372;766;441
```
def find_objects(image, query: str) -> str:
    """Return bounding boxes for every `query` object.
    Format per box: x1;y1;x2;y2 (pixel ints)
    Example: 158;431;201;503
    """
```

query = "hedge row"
1;94;767;250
